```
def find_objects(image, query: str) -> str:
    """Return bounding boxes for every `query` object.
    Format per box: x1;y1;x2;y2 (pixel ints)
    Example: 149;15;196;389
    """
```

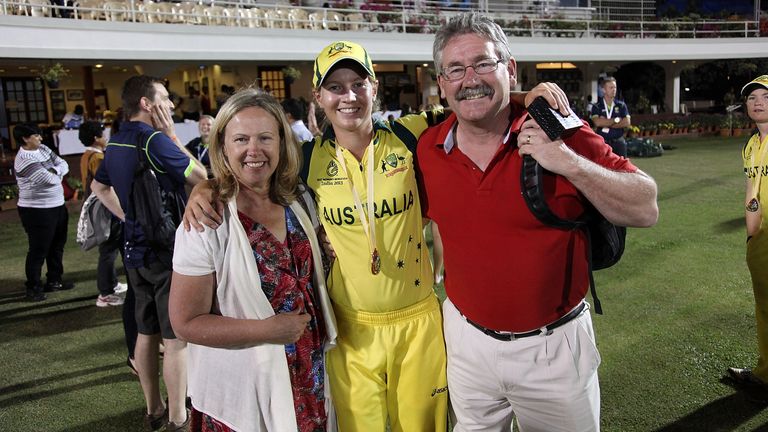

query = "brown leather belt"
461;301;588;341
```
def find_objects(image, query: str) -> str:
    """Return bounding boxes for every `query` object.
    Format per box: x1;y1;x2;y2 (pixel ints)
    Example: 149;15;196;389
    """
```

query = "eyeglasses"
441;59;504;81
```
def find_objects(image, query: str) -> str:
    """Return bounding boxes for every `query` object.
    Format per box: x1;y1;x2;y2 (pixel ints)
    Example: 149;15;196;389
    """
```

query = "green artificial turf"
1;134;767;431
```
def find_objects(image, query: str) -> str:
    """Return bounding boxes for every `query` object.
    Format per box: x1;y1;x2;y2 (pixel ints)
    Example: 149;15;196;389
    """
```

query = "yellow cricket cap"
313;41;375;88
741;75;768;97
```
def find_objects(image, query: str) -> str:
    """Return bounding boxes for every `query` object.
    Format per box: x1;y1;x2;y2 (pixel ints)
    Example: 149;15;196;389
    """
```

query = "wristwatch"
613;117;620;124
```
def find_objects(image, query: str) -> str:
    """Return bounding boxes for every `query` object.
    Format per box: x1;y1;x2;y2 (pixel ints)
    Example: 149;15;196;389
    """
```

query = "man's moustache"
456;86;493;101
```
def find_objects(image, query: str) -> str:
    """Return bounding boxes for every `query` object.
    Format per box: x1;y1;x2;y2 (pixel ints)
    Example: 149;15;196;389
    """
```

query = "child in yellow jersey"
728;75;768;401
183;40;570;431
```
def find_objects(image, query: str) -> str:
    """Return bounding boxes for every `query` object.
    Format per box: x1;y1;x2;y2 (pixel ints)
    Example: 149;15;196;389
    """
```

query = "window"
259;68;289;100
2;78;48;125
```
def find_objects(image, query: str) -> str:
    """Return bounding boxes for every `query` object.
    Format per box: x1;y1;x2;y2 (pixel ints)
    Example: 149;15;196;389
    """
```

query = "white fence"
0;0;760;39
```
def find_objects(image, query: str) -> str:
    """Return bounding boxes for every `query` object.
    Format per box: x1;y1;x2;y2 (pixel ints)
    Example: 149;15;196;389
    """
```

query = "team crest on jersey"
326;160;339;177
381;152;409;178
381;153;405;173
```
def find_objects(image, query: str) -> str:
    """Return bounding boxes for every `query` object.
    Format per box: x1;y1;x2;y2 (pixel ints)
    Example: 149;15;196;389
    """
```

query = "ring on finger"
526;135;531;144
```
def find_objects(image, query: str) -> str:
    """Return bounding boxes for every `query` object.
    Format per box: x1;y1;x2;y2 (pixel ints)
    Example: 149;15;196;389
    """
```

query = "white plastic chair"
288;8;310;30
345;12;366;31
74;0;104;20
26;0;52;17
264;8;287;29
103;1;128;22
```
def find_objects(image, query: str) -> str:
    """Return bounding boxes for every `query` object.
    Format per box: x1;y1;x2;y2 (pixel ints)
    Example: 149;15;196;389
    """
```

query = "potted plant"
67;177;83;201
0;184;19;211
40;62;68;89
281;66;301;85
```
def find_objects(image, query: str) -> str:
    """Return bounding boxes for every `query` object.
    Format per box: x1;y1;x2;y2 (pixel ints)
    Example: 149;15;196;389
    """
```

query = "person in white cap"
728;74;768;401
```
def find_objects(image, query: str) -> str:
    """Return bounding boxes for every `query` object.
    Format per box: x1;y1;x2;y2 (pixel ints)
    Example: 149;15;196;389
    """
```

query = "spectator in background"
62;104;85;129
92;75;207;431
200;87;212;116
14;123;75;302
591;76;631;157
181;87;202;122
107;107;141;376
164;80;183;123
79;121;127;308
215;84;231;112
185;115;214;176
584;94;595;127
281;98;314;142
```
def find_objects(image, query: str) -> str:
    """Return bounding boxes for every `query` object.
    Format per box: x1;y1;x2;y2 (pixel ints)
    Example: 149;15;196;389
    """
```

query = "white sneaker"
96;294;125;307
113;282;128;294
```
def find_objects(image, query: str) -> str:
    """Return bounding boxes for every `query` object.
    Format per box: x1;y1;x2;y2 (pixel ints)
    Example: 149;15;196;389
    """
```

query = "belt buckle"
486;328;513;341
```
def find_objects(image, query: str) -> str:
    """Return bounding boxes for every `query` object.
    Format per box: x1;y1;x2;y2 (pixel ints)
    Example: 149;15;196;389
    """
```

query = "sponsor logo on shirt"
431;386;448;397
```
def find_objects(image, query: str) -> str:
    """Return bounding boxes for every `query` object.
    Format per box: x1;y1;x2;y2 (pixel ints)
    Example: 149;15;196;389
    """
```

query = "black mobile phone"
526;96;583;141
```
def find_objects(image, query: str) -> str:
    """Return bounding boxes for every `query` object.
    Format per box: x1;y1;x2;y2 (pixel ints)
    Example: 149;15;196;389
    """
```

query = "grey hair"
433;12;512;74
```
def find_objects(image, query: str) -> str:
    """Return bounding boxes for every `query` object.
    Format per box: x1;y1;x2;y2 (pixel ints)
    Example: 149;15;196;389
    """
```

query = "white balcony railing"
0;0;761;39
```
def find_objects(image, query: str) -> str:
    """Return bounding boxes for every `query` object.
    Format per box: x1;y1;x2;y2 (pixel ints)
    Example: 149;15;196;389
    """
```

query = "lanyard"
747;133;768;212
335;139;381;275
603;99;615;119
198;144;208;161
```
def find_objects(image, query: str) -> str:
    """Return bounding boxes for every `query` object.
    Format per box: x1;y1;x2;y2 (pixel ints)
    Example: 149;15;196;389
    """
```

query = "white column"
663;61;683;114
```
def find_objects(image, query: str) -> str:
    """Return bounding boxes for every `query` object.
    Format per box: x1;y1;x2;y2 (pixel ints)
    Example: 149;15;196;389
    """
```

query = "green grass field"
1;134;767;431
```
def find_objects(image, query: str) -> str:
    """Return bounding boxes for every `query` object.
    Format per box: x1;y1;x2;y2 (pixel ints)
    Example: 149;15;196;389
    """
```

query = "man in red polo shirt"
418;13;659;432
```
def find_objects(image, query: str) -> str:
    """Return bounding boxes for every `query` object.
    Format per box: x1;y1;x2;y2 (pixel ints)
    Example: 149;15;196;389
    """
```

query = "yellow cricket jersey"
744;132;768;222
301;114;438;313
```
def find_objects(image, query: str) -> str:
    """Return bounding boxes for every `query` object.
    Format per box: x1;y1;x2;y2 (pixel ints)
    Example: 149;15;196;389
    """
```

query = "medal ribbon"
335;139;379;274
749;133;768;209
603;98;615;120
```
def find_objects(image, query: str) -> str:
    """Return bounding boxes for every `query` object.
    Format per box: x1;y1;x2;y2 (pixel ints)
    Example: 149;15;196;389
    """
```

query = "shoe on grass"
165;408;190;431
727;367;768;387
96;294;125;307
25;289;47;302
114;282;128;294
145;406;168;432
44;281;74;292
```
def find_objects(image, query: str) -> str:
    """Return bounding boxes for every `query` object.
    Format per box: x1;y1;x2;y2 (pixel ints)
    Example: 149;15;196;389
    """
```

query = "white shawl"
173;196;338;431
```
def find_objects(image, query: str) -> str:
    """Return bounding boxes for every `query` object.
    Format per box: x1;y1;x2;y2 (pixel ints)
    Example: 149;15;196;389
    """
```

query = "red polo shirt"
417;103;636;331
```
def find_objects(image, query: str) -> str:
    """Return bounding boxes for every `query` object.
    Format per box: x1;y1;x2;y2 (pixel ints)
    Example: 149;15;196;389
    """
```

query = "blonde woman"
169;88;337;432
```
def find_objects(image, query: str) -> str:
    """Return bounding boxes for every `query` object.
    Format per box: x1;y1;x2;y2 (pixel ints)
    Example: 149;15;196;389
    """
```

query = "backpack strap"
520;154;603;314
390;121;418;154
520;155;583;230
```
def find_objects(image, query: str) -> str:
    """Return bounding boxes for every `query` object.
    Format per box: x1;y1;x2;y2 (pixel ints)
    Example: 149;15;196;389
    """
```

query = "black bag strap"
520;154;603;314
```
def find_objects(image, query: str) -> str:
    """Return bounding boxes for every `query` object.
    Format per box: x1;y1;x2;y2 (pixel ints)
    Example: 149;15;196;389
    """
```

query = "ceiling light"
95;64;103;68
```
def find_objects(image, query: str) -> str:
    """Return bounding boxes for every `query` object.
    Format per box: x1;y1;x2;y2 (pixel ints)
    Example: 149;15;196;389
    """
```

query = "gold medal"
371;249;381;275
747;198;760;212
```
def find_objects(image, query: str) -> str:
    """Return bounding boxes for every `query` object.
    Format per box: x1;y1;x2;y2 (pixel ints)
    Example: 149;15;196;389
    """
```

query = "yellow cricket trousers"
748;228;768;382
328;294;448;432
